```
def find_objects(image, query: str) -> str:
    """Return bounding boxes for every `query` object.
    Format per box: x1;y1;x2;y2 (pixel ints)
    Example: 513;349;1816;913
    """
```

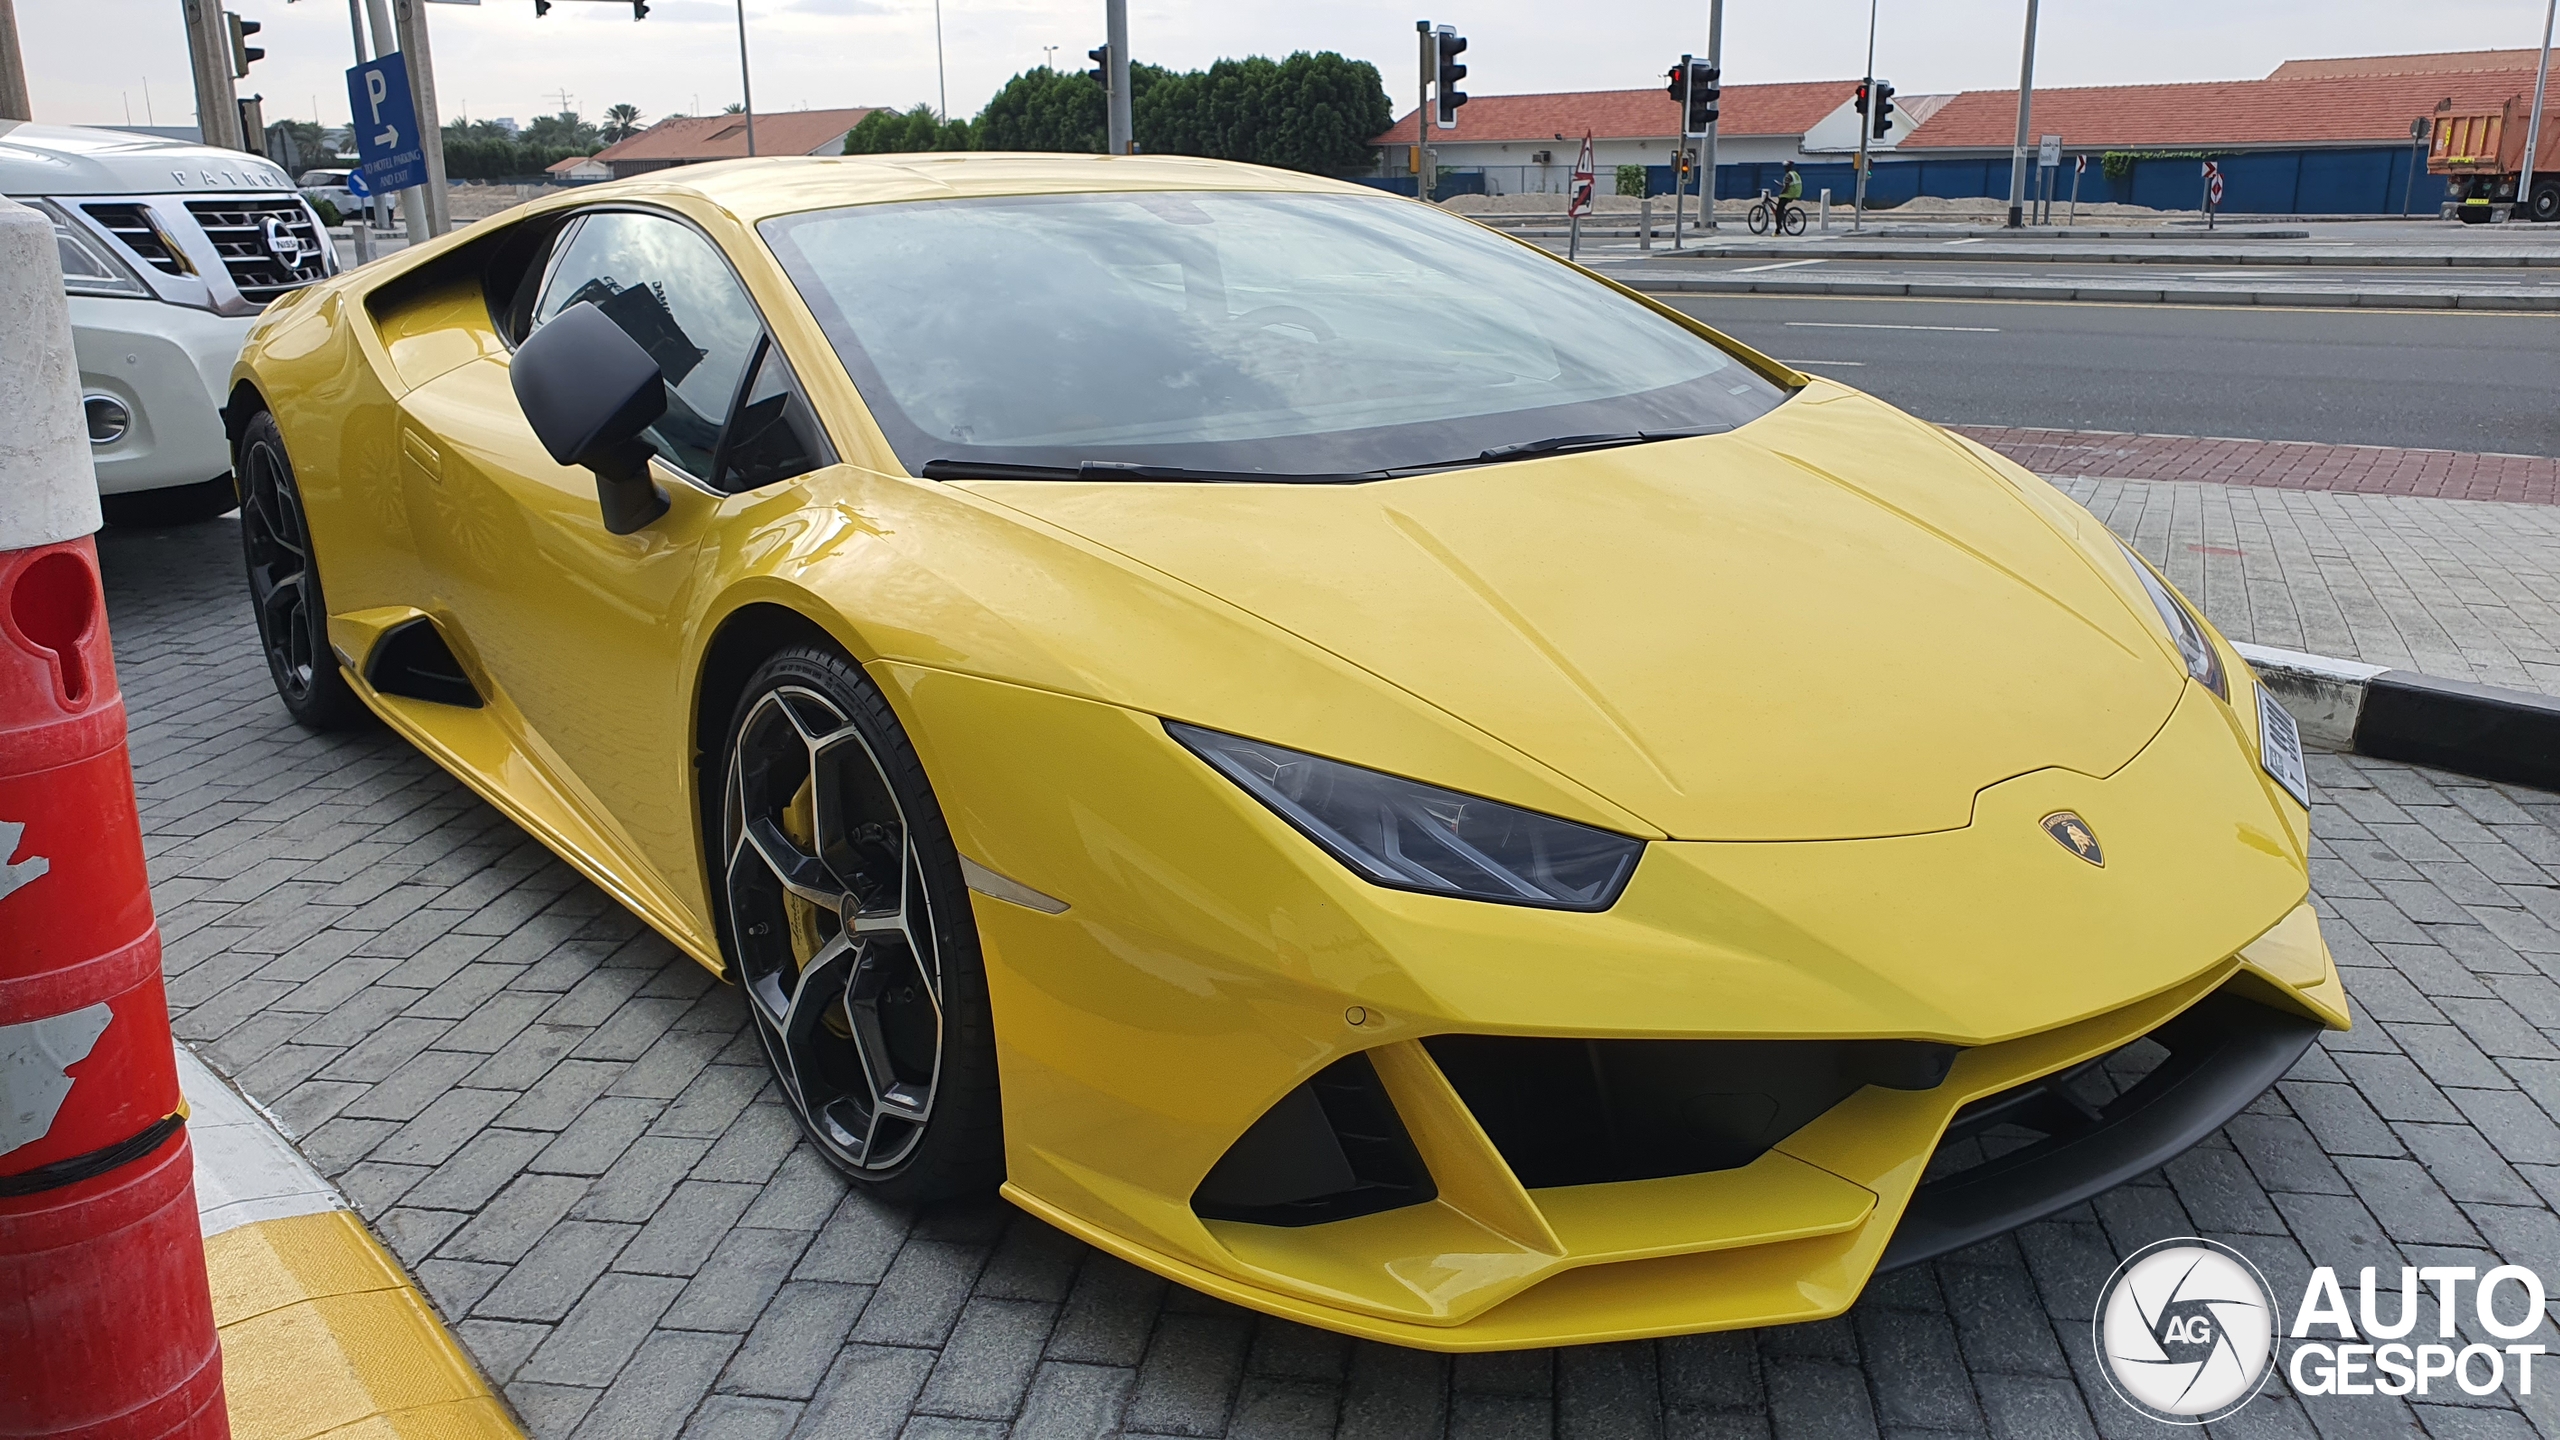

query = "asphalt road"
1658;294;2560;456
1662;255;2560;294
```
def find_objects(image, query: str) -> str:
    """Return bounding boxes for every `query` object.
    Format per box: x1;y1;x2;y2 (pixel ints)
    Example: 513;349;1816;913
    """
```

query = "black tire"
1747;203;1770;235
2531;182;2560;224
102;475;239;527
717;643;1003;1204
1781;205;1807;237
236;411;366;730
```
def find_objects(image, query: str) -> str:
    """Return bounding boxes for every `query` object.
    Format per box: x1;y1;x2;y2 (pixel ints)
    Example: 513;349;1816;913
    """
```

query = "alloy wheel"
240;438;322;704
723;685;944;1175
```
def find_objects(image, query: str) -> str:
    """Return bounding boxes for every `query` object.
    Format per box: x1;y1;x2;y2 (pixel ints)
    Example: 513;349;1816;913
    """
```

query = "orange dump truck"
2429;91;2560;223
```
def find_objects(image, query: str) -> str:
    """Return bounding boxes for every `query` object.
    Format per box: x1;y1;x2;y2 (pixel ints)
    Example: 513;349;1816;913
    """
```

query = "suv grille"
82;203;189;275
182;198;328;302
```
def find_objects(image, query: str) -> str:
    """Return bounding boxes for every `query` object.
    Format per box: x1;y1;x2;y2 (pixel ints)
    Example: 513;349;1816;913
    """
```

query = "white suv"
4;121;337;525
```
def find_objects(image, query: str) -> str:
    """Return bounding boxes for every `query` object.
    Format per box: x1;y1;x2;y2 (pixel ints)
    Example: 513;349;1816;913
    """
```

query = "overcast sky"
22;0;2553;136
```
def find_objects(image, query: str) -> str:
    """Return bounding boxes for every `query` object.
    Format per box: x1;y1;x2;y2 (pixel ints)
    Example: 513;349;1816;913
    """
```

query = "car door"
397;206;831;910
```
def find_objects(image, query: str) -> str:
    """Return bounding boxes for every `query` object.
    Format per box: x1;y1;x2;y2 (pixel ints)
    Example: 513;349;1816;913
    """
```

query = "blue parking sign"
346;51;424;194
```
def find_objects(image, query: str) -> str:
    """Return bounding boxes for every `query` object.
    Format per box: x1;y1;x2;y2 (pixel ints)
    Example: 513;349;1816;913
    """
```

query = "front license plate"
2258;687;2310;808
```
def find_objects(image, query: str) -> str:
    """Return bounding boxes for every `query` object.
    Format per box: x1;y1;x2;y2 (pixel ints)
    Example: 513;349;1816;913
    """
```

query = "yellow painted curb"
205;1210;523;1440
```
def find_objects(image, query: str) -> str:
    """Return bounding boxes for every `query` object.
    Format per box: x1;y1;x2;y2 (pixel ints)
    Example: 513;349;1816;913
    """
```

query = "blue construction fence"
1356;146;2438;215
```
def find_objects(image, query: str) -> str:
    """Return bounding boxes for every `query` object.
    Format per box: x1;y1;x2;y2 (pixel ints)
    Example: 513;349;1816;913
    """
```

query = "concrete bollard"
1639;197;1652;251
0;202;102;550
1820;189;1832;231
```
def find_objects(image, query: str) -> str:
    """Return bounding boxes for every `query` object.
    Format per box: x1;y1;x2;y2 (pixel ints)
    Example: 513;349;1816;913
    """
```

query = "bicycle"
1747;196;1807;236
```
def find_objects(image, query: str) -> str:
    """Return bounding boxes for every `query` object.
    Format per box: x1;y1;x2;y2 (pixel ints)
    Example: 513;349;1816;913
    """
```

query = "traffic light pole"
1851;0;1876;230
1672;55;1688;248
2006;0;2039;229
181;0;244;151
1701;0;1722;231
1416;21;1433;201
2515;0;2554;222
1105;0;1131;155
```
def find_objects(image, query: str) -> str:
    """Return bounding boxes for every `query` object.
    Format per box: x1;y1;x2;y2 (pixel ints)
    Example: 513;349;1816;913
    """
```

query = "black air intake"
1192;1052;1435;1227
1425;1034;1959;1188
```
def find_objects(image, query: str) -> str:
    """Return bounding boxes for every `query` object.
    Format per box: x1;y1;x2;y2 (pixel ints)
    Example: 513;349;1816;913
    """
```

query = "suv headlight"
30;199;150;299
2120;541;2226;701
1169;722;1643;911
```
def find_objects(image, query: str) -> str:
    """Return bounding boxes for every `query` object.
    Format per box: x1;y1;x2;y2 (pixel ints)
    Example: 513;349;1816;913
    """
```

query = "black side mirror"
510;300;671;535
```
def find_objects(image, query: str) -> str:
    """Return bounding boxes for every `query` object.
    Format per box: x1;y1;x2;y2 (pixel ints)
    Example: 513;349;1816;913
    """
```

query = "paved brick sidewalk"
103;508;2560;1440
2062;477;2560;696
1963;429;2560;508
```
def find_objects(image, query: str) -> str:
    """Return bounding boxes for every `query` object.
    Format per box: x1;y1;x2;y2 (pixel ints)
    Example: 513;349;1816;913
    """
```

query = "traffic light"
1088;43;1110;88
225;12;262;78
1853;81;1869;118
1433;28;1467;128
631;1;648;15
1688;62;1720;131
1872;80;1896;140
535;0;551;14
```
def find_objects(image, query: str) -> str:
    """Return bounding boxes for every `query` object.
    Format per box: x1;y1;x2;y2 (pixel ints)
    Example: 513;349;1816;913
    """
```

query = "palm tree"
601;103;644;143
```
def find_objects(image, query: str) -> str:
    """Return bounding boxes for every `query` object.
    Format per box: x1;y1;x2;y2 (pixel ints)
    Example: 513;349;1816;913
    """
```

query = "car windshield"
758;189;1790;479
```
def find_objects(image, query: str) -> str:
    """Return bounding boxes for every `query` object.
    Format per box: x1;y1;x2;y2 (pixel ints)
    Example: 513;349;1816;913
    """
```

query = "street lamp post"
2006;0;2039;229
933;0;947;121
734;0;756;155
2517;0;2556;221
1700;0;1722;232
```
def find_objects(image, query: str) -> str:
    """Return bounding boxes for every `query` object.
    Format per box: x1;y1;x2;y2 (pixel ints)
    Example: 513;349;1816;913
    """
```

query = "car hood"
959;385;2187;842
0;121;296;197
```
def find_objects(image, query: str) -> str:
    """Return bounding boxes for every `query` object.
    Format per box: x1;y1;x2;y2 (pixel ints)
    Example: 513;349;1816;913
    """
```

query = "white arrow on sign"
375;125;400;150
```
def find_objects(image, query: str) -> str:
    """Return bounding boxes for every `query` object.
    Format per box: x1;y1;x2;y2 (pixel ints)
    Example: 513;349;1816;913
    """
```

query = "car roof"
550;151;1380;225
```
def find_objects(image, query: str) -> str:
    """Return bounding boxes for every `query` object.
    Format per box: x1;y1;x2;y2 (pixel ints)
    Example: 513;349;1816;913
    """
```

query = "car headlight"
1167;722;1643;911
31;199;151;299
2120;542;2226;701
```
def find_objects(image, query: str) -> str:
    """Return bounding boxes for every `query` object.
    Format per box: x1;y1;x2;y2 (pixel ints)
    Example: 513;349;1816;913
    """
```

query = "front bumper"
70;295;252;495
876;658;2339;1349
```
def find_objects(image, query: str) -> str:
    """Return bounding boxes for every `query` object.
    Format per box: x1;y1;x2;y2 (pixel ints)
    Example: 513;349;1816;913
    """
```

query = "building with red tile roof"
1897;68;2537;153
2269;49;2545;80
1368;80;1887;193
590;108;878;179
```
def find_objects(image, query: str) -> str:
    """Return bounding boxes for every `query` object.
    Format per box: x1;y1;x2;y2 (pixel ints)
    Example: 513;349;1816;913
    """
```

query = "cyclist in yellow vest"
1777;162;1805;231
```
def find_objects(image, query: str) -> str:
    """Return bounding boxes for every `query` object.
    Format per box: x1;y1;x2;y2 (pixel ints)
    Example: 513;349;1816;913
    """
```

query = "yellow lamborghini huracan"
224;153;2346;1349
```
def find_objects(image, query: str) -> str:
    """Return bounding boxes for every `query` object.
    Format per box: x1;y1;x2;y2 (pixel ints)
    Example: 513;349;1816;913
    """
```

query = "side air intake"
1191;1052;1435;1227
365;617;484;708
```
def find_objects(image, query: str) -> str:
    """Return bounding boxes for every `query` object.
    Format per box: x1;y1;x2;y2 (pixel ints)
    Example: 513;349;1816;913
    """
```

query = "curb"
2237;643;2560;791
1619;273;2560;311
1598;245;2560;268
183;1045;524;1439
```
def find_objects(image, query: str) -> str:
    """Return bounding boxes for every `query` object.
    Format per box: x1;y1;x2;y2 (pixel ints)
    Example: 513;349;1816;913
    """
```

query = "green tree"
843;103;975;154
1132;52;1388;174
722;102;745;115
601;104;644;143
521;110;601;151
1615;164;1646;197
976;66;1117;153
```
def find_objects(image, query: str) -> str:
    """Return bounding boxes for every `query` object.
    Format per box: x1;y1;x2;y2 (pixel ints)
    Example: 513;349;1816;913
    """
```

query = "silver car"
5;121;338;524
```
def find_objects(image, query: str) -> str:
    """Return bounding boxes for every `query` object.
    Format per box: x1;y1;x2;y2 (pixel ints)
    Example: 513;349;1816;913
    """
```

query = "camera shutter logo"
2095;1237;2281;1423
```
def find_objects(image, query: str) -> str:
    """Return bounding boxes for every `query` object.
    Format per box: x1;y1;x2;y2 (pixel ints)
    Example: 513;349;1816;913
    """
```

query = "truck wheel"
2532;183;2560;224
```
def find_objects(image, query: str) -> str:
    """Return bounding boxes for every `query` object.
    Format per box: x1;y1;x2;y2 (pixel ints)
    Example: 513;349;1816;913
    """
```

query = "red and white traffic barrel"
0;199;227;1438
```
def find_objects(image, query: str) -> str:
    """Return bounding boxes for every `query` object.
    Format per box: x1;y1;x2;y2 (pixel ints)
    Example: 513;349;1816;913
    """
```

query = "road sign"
2037;134;2061;168
2074;153;2087;174
345;167;371;198
1567;131;1596;218
2411;116;2431;141
345;50;424;195
2204;160;2224;205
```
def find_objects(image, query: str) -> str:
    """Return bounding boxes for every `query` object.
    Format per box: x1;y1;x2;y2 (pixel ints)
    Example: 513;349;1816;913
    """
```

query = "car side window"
531;211;764;481
712;336;832;493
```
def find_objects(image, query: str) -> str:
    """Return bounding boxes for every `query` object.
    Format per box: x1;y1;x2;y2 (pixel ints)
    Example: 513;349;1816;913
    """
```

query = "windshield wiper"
920;459;1389;484
1471;425;1734;463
